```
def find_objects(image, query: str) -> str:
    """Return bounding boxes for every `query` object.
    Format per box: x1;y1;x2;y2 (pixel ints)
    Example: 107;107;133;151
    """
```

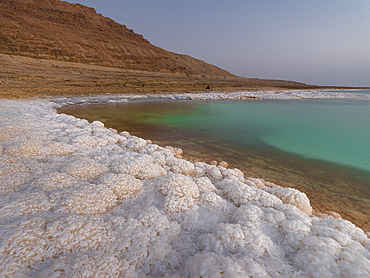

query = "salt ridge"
0;97;369;277
49;89;370;107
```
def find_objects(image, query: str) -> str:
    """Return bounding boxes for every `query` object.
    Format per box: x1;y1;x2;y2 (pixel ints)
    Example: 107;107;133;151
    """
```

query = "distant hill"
0;0;234;76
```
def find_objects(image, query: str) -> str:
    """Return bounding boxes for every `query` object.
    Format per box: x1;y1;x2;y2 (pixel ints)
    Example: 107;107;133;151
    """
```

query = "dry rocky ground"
0;53;324;99
0;0;328;99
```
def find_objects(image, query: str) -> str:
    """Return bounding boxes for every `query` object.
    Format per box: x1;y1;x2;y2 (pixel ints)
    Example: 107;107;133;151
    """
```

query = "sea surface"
59;93;370;231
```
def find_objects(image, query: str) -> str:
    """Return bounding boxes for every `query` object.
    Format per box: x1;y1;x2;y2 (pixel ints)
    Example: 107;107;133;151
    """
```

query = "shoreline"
56;91;370;233
50;88;370;108
1;97;369;276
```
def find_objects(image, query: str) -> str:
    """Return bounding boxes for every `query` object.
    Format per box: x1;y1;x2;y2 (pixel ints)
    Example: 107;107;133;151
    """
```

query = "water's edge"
55;90;370;232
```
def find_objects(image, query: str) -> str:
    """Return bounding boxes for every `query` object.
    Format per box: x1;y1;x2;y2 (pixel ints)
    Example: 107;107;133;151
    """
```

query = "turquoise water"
59;97;370;231
145;99;370;172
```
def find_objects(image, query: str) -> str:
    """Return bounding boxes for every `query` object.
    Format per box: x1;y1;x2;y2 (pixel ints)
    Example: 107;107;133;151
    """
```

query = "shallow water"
59;98;370;231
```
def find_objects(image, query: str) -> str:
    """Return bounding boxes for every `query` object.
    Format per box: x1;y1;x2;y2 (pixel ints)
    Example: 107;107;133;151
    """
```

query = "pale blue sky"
67;0;370;87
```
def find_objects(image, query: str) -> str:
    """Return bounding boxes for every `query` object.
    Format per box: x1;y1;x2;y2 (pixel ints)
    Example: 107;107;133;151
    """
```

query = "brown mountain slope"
0;0;233;76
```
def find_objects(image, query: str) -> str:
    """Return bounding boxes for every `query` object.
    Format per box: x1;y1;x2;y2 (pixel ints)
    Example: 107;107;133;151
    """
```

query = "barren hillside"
0;0;234;76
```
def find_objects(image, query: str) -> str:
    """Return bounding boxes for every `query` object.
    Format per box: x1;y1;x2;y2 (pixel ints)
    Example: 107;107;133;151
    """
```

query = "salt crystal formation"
0;99;369;277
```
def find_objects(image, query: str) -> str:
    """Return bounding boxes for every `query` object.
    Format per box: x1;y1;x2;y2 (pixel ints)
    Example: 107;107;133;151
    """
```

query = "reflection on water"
59;99;370;232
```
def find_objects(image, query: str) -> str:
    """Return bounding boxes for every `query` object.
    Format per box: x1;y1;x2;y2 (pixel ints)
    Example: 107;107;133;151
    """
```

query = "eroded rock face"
0;0;234;77
0;99;369;277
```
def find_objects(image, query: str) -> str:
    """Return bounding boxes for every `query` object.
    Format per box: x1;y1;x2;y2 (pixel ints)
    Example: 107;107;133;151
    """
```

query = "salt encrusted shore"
49;89;370;107
0;96;370;277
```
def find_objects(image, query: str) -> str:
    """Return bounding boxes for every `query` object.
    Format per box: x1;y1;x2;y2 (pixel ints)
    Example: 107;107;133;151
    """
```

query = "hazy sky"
67;0;370;87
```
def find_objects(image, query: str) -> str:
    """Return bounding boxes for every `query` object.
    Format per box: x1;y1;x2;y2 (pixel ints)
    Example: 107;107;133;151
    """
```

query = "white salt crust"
0;99;369;277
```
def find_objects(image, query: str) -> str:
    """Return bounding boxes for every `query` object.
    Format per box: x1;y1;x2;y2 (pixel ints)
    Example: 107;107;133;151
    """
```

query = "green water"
149;99;370;172
59;98;370;231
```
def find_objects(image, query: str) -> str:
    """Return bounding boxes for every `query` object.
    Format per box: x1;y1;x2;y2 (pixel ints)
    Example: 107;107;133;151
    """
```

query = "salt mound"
265;186;313;215
6;140;44;158
162;195;197;214
40;142;76;156
153;173;199;198
35;253;124;278
99;173;143;199
194;176;217;194
165;156;195;175
65;159;109;181
112;152;154;176
0;191;52;217
56;183;118;215
30;172;79;191
217;178;283;208
0;99;369;277
199;191;225;207
0;155;33;194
